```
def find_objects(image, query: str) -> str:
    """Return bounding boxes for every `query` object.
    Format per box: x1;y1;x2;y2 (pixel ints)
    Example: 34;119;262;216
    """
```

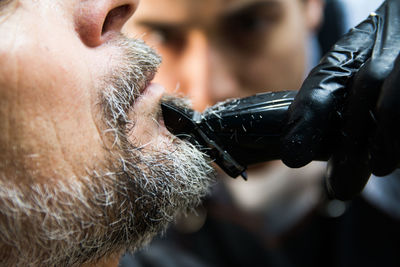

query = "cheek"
233;49;306;94
0;21;109;181
238;24;307;92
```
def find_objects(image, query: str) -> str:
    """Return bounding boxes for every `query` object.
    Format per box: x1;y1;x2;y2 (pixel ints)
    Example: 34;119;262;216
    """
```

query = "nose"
180;30;211;111
179;30;239;112
74;0;139;47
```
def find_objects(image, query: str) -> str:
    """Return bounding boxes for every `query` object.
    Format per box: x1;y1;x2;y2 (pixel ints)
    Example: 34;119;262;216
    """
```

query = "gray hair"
0;36;214;266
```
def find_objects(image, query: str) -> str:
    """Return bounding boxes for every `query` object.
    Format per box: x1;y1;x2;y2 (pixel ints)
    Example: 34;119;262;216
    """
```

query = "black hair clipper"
161;91;331;180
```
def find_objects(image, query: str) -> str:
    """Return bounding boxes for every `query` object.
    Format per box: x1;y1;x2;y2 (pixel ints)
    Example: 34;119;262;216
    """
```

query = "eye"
146;26;186;51
232;14;269;33
224;7;282;36
220;4;283;52
221;14;271;52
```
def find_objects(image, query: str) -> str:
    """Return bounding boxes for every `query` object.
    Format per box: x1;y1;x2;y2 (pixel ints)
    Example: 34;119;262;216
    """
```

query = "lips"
132;83;166;115
126;82;173;147
124;70;158;118
130;69;161;113
138;71;157;95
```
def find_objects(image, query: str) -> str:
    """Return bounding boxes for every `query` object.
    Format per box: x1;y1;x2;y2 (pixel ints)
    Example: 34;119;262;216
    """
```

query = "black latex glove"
281;0;400;200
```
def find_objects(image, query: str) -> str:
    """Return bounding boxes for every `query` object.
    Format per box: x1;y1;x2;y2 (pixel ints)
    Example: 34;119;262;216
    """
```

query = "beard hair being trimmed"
0;36;215;266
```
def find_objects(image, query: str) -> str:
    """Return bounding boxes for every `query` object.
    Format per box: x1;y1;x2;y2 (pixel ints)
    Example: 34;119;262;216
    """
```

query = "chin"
0;36;215;266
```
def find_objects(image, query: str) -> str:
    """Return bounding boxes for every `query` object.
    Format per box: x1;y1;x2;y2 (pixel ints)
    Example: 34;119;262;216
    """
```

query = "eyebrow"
134;0;283;29
134;20;189;34
133;11;188;29
222;0;283;17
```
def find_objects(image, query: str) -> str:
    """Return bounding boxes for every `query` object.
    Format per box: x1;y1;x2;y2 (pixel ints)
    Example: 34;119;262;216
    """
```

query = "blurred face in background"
124;0;323;111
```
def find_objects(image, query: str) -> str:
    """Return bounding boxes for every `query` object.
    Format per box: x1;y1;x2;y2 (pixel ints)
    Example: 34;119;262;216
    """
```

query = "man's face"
0;0;213;265
124;0;322;111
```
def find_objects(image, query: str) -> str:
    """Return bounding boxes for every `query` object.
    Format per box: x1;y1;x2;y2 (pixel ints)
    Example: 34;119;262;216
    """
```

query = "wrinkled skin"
282;0;400;200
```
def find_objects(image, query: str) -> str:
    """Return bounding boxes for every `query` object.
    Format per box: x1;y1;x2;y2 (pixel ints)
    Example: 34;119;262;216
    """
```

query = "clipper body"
161;91;331;179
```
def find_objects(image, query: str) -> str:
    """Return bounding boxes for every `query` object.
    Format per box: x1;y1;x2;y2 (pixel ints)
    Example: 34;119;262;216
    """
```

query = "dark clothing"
120;187;400;267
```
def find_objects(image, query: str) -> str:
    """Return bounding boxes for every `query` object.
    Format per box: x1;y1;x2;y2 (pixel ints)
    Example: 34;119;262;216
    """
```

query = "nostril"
75;1;138;47
102;4;133;35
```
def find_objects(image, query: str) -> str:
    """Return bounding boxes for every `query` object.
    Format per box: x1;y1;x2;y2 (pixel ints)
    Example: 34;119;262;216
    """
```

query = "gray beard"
0;36;215;266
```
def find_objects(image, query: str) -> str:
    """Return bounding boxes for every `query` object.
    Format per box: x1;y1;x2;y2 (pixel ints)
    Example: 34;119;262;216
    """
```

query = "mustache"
101;35;162;130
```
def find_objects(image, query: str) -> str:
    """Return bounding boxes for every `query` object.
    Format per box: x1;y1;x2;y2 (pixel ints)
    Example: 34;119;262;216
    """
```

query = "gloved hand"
281;0;400;200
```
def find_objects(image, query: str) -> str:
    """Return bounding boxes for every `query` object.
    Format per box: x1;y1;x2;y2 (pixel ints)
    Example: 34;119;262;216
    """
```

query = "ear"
304;0;324;32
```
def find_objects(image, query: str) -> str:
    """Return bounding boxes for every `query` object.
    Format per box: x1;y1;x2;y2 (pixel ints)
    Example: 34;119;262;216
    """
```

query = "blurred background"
119;1;400;266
